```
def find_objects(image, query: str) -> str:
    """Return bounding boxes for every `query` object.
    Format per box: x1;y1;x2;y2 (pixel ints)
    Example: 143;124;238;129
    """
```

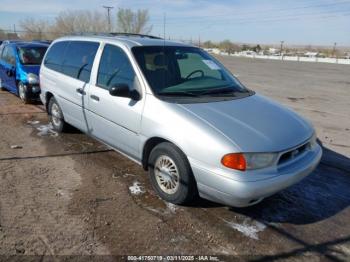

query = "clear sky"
0;0;349;46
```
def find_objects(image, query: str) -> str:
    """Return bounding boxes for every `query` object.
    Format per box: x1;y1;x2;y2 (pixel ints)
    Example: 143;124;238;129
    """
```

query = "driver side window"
97;44;136;91
177;53;221;79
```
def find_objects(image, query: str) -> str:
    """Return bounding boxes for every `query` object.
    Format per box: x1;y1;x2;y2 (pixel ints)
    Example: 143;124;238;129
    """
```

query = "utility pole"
332;42;337;58
198;35;201;48
103;5;114;32
280;40;284;61
280;41;284;55
333;42;338;63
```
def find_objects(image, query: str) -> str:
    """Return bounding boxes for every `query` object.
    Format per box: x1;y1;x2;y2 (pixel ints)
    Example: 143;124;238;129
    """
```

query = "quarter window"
62;41;99;83
97;44;136;90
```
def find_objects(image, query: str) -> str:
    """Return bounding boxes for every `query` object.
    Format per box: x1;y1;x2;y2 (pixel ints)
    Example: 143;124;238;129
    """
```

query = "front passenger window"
97;44;136;91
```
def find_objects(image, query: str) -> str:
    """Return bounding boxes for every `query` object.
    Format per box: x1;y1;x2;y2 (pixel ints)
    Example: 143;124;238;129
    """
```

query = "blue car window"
2;46;16;66
18;46;47;65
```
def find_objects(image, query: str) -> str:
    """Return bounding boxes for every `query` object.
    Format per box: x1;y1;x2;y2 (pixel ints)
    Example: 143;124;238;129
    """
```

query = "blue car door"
1;45;17;92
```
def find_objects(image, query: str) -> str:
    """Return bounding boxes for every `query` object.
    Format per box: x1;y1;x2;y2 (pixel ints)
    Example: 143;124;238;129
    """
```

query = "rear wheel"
148;142;198;205
18;81;31;104
0;78;4;90
48;97;69;132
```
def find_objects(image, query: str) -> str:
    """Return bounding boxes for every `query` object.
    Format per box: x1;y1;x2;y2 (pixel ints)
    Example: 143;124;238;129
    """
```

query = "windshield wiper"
199;87;237;96
158;91;199;97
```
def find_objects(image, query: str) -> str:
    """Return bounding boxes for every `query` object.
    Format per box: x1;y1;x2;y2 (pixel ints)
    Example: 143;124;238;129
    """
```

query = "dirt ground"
0;57;349;261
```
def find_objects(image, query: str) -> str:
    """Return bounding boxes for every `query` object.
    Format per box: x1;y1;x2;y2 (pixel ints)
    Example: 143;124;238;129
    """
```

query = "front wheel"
48;97;69;132
18;81;31;104
148;142;198;205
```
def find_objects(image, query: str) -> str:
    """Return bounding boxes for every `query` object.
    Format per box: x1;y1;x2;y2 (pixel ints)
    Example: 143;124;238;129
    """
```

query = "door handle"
76;88;86;95
90;94;100;101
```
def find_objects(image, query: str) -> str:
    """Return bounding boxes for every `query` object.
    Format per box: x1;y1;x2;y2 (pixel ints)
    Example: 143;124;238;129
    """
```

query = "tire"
0;78;5;90
148;142;198;205
18;81;31;104
48;97;69;133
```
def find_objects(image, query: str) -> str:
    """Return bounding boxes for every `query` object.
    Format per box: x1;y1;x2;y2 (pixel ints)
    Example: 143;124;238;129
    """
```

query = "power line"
150;0;350;23
150;7;349;27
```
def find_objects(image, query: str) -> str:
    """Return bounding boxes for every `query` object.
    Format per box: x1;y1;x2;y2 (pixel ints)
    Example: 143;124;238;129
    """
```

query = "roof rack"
70;32;162;40
109;32;162;39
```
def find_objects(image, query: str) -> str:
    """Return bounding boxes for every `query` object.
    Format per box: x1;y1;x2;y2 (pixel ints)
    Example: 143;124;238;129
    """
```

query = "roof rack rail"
70;32;162;39
109;32;162;39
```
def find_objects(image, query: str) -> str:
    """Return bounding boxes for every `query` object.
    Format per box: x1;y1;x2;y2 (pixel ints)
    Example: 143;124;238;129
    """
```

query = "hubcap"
154;155;180;194
19;83;26;100
51;103;61;127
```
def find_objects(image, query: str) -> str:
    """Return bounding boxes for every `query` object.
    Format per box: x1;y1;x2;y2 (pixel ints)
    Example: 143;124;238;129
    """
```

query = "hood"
179;94;313;152
21;65;40;75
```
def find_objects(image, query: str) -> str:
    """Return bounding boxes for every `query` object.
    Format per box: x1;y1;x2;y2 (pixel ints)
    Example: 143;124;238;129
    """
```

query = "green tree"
241;44;252;51
0;28;6;40
253;44;262;53
203;40;216;49
116;8;152;34
219;40;240;54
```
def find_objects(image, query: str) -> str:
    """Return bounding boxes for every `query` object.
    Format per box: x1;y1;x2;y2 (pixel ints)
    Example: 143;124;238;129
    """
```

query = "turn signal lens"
221;153;246;171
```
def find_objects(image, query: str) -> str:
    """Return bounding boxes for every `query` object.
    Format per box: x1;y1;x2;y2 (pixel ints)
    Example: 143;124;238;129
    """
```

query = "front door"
86;44;144;160
1;45;17;92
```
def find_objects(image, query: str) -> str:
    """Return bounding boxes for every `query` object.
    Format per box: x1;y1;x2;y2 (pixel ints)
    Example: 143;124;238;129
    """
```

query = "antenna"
163;12;166;40
102;5;114;32
162;12;166;92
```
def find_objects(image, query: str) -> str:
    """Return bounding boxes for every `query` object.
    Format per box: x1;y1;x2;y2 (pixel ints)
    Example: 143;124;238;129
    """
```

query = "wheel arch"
45;92;54;113
141;136;188;171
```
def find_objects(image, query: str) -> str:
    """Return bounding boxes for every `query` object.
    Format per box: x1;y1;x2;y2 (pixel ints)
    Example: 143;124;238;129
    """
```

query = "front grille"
278;142;309;165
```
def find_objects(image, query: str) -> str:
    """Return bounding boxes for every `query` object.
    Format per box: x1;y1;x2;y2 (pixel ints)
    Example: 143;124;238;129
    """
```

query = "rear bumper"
190;144;322;207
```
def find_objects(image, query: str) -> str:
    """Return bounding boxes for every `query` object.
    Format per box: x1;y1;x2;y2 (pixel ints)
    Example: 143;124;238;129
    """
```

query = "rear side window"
44;41;68;72
62;41;99;83
97;44;136;90
2;46;16;65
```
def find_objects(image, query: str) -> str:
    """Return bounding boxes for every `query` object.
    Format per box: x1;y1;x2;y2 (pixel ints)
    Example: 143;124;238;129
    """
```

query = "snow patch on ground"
27;120;40;125
36;124;58;137
10;145;22;149
166;202;178;213
225;219;266;240
129;181;145;195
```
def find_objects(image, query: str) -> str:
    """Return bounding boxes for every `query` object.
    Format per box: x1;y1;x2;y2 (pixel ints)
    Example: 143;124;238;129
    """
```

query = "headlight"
244;153;278;170
27;73;39;85
221;152;278;171
309;133;318;149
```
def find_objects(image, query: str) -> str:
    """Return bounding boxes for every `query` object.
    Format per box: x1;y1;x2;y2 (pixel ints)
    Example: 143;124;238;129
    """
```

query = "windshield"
132;46;252;102
17;46;48;65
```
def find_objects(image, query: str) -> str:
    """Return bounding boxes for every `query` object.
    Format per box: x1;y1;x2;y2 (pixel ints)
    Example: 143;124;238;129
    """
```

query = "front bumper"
25;84;41;99
190;144;322;207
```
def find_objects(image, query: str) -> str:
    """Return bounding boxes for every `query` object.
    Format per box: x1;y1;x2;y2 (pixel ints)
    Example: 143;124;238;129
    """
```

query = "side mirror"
109;83;141;101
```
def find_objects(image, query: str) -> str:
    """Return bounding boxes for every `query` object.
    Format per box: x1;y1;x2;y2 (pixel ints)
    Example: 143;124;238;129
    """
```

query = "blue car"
0;41;48;103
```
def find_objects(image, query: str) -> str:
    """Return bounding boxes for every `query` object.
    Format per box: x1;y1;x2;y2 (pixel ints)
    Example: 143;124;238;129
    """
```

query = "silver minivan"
40;34;322;207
